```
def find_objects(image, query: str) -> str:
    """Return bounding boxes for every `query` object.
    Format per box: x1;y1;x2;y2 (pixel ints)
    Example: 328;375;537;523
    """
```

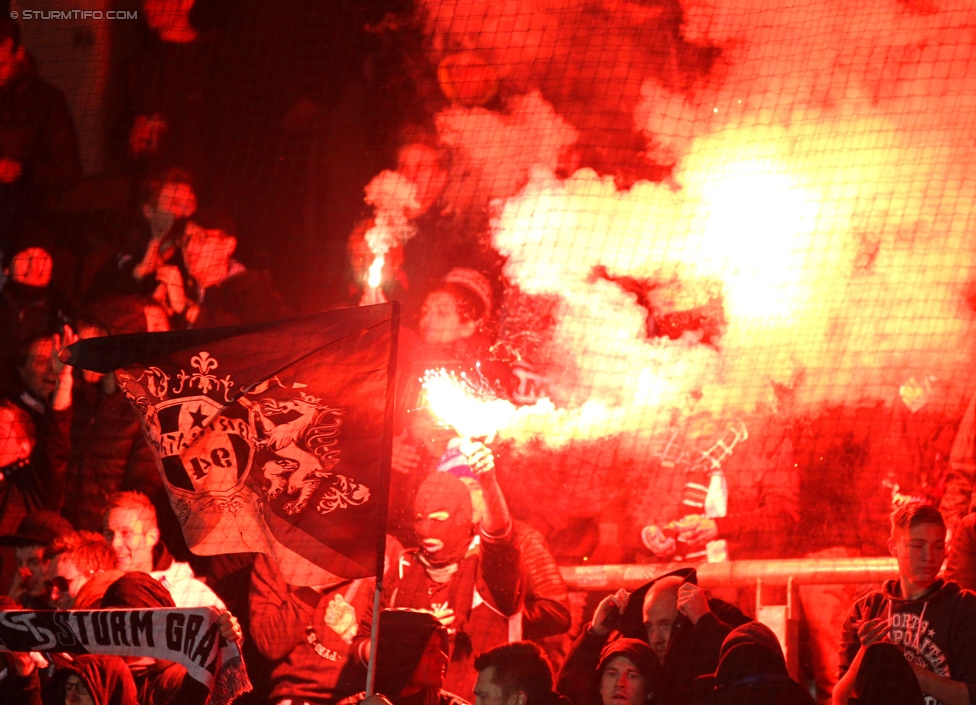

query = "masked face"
414;473;474;565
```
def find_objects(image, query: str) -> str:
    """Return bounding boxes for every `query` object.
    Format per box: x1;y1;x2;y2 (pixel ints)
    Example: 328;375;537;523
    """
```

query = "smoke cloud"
399;0;976;524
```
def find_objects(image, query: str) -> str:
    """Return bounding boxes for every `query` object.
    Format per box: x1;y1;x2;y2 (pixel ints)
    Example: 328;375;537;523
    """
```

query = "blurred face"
397;143;446;216
103;507;158;573
144;181;197;233
19;336;58;398
419;291;476;345
142;0;195;33
182;222;236;288
47;555;87;610
889;521;946;595
642;589;678;663
0;38;24;87
144;304;170;332
600;656;648;705
15;545;48;598
9;247;53;287
408;631;449;691
0;403;33;466
78;324;108;384
474;667;517;705
64;673;93;705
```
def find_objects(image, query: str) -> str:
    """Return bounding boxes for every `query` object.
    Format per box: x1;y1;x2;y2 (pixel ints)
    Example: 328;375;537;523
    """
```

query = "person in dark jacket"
66;296;169;533
834;503;976;705
847;643;924;705
693;622;811;705
591;639;660;705
249;551;373;705
42;654;137;705
340;609;469;705
153;208;289;329
473;641;568;705
0;317;76;529
85;170;197;303
100;571;243;705
557;568;749;705
354;468;524;700
0;17;81;247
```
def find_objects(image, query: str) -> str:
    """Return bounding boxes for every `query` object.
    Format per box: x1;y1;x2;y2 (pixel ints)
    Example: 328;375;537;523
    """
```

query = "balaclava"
414;472;474;566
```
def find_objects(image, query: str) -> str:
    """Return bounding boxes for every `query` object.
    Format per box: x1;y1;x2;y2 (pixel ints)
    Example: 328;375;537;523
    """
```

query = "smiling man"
102;491;224;610
833;503;976;705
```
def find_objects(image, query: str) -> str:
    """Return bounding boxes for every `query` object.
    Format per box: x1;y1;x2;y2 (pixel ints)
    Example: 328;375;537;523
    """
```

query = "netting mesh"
2;0;976;575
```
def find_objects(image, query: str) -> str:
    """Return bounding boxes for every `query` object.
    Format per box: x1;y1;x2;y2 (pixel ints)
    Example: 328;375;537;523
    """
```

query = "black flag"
63;304;398;585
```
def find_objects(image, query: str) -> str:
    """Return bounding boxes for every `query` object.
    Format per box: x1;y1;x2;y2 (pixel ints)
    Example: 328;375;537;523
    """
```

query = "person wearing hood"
0;17;81;247
557;567;748;705
340;609;469;705
692;622;811;705
588;639;660;705
100;571;242;705
834;503;976;705
354;465;524;700
42;654;137;705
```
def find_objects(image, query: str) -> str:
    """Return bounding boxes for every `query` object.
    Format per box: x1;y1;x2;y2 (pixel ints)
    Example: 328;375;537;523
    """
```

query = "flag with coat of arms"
62;303;398;586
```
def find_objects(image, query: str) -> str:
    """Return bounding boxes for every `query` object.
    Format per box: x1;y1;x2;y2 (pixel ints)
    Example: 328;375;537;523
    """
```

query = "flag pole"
366;301;400;697
365;580;383;696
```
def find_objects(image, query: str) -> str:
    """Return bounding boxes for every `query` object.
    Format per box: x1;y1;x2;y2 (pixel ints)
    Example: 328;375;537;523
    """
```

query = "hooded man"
833;503;976;705
557;567;748;705
341;609;469;705
42;654;137;705
100;572;242;705
355;465;523;700
692;622;811;705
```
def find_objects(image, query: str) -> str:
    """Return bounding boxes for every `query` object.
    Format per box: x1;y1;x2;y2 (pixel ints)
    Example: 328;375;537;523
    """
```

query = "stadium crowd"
3;5;976;705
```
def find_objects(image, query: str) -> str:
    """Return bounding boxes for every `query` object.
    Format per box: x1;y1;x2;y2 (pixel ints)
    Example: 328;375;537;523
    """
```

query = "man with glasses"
44;530;116;609
153;207;288;329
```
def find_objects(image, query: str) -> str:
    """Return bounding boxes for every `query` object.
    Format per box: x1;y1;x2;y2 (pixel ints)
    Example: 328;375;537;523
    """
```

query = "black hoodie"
558;568;749;705
693;621;812;705
839;578;976;705
43;655;137;705
339;609;469;705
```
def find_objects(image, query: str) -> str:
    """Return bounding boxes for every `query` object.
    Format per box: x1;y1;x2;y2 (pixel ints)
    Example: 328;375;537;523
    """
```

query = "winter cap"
597;638;661;687
0;510;73;547
441;267;493;320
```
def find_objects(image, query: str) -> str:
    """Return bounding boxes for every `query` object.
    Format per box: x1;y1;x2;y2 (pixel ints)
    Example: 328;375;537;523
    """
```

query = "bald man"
557;568;749;705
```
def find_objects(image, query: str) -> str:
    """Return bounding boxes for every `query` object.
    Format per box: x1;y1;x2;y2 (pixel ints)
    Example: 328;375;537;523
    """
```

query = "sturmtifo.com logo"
11;9;138;20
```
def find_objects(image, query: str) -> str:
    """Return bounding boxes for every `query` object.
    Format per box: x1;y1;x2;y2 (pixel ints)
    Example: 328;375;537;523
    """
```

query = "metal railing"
559;557;899;591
